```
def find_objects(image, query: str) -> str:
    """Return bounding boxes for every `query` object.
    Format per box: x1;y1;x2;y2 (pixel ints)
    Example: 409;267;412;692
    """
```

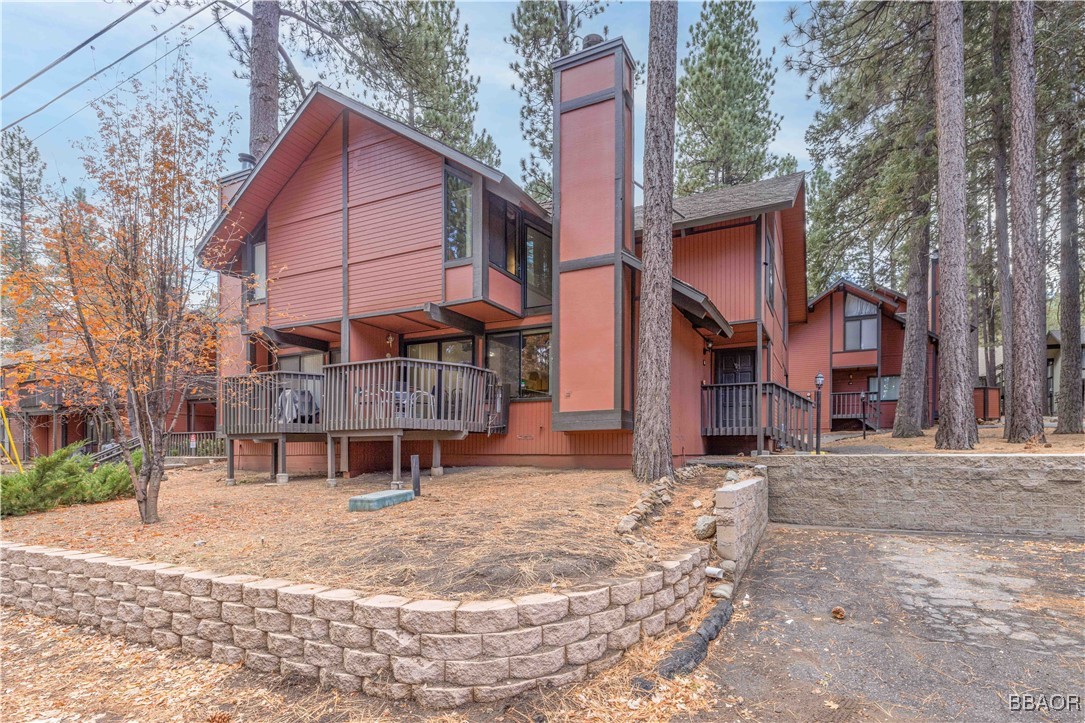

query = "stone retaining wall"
713;472;768;585
759;454;1084;536
0;541;709;709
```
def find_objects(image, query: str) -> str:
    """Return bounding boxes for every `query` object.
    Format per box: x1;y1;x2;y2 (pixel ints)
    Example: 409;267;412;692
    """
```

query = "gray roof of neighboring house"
1047;328;1085;346
633;172;806;232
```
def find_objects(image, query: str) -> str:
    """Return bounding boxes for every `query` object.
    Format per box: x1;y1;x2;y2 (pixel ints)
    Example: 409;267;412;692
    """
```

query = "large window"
523;223;552;308
843;294;878;350
868;375;900;402
278;352;323;373
765;227;776;310
245;226;267;302
444;170;473;261
487;194;519;275
486;329;551;398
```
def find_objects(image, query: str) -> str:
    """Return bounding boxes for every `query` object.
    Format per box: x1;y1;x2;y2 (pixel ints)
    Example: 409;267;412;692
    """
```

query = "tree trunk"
1007;0;1046;443
250;0;281;158
933;1;977;450
1055;146;1082;433
893;126;932;438
992;3;1014;434
632;0;678;483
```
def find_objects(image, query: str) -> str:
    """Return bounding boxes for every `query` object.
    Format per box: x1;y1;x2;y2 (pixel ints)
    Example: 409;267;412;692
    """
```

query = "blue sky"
1;0;817;195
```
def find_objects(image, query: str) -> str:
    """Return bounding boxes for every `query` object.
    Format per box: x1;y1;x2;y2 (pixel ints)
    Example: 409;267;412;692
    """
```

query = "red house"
200;38;815;483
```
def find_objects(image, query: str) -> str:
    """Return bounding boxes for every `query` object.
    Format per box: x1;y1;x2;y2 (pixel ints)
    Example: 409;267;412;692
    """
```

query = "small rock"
693;515;717;539
650;515;663;523
194;540;207;547
711;583;734;600
692;499;702;509
615;515;638;534
831;606;846;620
725;470;740;481
718;560;737;573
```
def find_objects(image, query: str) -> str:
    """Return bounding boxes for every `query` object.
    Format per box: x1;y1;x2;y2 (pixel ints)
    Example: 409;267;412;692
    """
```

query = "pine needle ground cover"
1;463;732;600
826;425;1085;454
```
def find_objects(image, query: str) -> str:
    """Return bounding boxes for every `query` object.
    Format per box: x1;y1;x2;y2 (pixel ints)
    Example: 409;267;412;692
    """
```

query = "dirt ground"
1;463;736;600
826;425;1084;455
700;526;1085;722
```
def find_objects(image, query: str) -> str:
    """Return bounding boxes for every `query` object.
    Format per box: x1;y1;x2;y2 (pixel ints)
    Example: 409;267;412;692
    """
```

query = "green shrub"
0;445;141;517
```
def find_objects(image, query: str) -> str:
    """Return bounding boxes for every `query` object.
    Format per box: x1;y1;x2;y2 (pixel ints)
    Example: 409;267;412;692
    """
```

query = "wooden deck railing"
221;371;324;436
17;386;61;411
831;392;866;419
701;382;814;451
165;431;226;457
323;358;506;435
700;383;758;436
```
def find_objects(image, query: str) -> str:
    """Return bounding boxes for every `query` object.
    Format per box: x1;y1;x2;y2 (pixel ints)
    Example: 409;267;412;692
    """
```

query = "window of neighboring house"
487;194;519;275
523;222;553;309
765;228;776;310
843;294;878;350
869;375;900;402
486;328;551;398
277;351;323;374
444;169;473;261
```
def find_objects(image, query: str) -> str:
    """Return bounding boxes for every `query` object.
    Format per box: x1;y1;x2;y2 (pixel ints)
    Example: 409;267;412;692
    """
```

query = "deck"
700;382;815;452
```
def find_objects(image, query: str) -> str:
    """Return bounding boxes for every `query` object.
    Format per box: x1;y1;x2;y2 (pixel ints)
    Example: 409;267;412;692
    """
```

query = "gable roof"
197;85;546;267
807;278;904;314
632;172;806;233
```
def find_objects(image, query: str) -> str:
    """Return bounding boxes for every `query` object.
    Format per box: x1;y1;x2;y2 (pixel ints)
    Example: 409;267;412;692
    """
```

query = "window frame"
521;218;553;312
868;375;900;402
244;222;268;303
765;225;776;312
443;167;474;262
404;336;476;365
276;351;324;374
486;192;520;278
484;326;552;400
842;293;878;351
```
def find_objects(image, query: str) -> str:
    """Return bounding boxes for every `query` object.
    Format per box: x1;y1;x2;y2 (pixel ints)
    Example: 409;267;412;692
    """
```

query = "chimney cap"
583;33;604;48
238;152;256;170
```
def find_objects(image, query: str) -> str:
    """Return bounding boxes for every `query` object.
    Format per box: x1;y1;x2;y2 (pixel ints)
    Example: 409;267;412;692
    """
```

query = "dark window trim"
243;219;269;303
842;293;878;351
484;326;552;399
521;217;553;313
403;335;476;364
443;166;474;263
765;225;776;312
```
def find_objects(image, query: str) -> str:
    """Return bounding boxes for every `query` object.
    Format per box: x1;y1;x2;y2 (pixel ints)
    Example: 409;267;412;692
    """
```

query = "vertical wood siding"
673;225;756;321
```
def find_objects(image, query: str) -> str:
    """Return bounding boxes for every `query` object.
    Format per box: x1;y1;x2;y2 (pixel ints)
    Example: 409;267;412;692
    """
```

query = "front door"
714;349;755;384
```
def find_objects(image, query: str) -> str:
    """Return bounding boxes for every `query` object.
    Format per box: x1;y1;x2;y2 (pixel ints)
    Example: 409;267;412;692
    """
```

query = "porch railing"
17;386;61;411
165;431;226;457
701;382;814;452
323;357;506;435
831;392;865;419
764;383;814;452
221;371;324;436
700;383;758;436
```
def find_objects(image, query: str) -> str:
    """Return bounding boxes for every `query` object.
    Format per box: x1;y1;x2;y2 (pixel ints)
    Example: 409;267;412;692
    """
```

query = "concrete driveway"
699;526;1084;721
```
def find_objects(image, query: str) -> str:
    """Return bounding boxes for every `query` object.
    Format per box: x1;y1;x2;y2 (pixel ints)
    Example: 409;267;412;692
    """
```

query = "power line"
3;2;217;132
30;1;249;143
2;1;153;101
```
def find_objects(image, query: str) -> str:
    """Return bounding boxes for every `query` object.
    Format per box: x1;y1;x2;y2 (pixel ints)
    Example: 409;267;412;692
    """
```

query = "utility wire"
30;1;249;143
3;2;217;132
2;1;152;100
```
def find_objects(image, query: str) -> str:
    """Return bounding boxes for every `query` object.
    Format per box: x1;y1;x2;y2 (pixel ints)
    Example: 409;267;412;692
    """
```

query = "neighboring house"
0;345;218;462
199;38;814;483
790;277;1002;432
992;328;1085;416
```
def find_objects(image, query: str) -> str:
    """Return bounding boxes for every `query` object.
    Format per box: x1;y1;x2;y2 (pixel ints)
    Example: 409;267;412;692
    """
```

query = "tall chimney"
551;37;636;432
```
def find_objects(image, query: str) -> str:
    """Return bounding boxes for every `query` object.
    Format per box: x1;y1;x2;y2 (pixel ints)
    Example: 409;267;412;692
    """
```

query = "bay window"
444;170;473;261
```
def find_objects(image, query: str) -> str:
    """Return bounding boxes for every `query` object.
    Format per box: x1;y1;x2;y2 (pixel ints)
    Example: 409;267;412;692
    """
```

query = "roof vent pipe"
583;33;604;48
238;152;256;170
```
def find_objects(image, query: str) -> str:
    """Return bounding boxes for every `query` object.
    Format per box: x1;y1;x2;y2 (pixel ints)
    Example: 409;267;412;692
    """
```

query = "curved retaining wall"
0;541;709;709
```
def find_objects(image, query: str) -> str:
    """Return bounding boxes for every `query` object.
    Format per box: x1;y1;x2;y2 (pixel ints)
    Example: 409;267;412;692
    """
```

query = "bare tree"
1007;0;1046;443
933;1;977;449
632;0;678;483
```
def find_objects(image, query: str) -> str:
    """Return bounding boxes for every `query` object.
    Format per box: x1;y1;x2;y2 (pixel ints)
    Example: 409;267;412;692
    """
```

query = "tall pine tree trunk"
250;0;281;158
633;0;678;483
1007;0;1046;443
933;0;977;449
893;124;932;438
1055;140;1082;433
992;3;1013;434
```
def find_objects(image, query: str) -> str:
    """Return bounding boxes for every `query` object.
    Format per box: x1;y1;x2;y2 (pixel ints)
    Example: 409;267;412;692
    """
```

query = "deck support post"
431;439;443;476
391;433;402;487
325;434;337;488
339;434;349;477
276;433;288;484
225;438;236;486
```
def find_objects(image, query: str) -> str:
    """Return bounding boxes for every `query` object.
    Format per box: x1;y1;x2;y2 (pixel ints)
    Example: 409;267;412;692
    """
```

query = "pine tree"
633;0;678;484
369;2;499;167
506;0;608;203
933;0;978;450
0;126;46;351
675;0;786;194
